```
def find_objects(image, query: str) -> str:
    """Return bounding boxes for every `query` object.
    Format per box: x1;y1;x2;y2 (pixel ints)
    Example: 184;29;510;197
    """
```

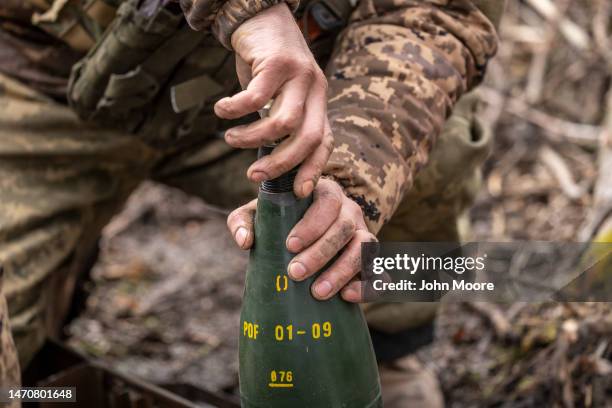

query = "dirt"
67;0;612;406
68;183;246;393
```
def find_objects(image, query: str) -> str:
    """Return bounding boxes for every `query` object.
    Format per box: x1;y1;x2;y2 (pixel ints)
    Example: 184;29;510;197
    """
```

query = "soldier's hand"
227;178;376;303
215;3;332;198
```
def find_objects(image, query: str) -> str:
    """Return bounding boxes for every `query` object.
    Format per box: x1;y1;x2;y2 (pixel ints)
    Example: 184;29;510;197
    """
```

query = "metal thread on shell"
258;144;297;193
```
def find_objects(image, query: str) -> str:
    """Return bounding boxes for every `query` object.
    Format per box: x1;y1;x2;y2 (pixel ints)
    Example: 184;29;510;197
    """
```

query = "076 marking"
269;371;293;388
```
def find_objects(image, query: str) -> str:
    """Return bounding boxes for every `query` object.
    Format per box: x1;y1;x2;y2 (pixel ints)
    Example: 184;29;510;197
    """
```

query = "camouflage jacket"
321;0;500;233
0;0;501;234
0;0;297;97
125;0;501;234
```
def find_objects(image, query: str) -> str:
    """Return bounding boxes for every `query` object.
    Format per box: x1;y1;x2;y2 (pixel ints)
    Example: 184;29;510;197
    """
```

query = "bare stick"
539;145;585;200
480;88;600;147
579;86;612;241
524;0;590;51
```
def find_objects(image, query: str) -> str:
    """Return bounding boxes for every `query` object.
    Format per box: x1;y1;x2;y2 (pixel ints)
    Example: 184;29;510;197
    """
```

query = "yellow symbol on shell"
275;275;288;292
269;370;294;388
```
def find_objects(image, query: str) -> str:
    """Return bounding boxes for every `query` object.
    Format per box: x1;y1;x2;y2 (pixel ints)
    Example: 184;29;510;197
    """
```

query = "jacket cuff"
213;0;299;49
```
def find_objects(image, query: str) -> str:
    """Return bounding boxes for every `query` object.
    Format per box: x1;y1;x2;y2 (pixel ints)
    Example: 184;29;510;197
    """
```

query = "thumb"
227;199;257;249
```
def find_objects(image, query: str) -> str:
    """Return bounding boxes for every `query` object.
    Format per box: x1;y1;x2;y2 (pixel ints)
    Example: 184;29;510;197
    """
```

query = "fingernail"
250;170;269;182
301;180;314;197
235;227;248;247
314;280;333;298
286;236;303;252
288;262;307;280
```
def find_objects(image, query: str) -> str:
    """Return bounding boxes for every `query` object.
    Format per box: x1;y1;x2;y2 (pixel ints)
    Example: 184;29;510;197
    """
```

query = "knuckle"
299;133;323;156
275;113;299;133
339;218;356;239
319;178;341;195
248;91;267;109
272;54;294;67
268;156;293;175
227;210;240;228
317;242;336;260
318;189;342;212
300;64;317;80
304;129;324;146
271;117;293;134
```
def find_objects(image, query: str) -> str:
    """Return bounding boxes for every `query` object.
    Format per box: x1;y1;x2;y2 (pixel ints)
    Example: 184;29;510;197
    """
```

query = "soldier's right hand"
214;3;333;199
227;179;377;303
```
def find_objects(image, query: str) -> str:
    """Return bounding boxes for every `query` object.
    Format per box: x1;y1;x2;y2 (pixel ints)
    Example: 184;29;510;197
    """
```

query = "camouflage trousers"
0;71;491;386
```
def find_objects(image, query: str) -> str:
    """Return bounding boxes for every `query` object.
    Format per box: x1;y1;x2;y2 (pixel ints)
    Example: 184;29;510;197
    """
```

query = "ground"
67;0;612;406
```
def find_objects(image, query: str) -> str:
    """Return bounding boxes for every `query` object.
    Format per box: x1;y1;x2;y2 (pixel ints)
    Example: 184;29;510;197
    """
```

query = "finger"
285;179;343;252
243;77;314;182
215;68;287;119
283;81;328;196
226;199;257;249
287;205;356;281
225;78;314;152
293;121;333;198
224;119;279;149
340;279;364;303
312;229;377;300
342;263;389;303
246;119;323;184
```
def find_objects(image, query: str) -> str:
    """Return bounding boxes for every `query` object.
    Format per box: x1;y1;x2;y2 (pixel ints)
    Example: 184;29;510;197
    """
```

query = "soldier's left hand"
215;3;333;198
227;179;377;303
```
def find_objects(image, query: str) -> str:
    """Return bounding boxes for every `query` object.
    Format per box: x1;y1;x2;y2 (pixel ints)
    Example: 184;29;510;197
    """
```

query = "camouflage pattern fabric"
0;1;83;99
0;83;490;376
0;0;298;97
173;0;300;49
0;293;20;401
0;0;501;386
363;91;492;333
324;0;499;233
0;72;158;370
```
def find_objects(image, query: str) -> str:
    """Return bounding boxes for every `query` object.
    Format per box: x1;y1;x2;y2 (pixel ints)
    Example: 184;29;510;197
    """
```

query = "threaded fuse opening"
258;144;297;193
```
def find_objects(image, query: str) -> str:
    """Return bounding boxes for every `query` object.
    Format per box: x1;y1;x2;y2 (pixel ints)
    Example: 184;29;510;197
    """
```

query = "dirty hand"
214;3;333;198
227;179;377;302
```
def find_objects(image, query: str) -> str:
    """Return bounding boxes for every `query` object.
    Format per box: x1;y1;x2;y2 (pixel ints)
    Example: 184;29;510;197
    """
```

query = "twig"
524;0;590;51
526;46;550;104
592;0;612;70
539;145;586;200
502;24;547;45
579;85;612;241
480;87;600;147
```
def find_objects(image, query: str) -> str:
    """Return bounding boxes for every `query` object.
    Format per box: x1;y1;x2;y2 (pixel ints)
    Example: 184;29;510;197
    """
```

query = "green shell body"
239;190;382;408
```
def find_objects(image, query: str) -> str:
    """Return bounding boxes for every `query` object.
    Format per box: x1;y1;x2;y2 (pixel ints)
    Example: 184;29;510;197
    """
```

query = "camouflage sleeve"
323;0;500;233
172;0;299;48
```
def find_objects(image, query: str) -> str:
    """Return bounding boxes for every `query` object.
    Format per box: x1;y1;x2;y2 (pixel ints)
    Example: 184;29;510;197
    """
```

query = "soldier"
0;0;503;406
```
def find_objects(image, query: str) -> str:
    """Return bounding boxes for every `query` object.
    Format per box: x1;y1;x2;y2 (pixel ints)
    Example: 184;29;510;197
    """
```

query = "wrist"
214;0;299;50
231;2;292;51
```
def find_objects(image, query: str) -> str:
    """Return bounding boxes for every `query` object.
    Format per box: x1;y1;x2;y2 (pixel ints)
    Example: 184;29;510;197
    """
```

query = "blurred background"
66;0;612;406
